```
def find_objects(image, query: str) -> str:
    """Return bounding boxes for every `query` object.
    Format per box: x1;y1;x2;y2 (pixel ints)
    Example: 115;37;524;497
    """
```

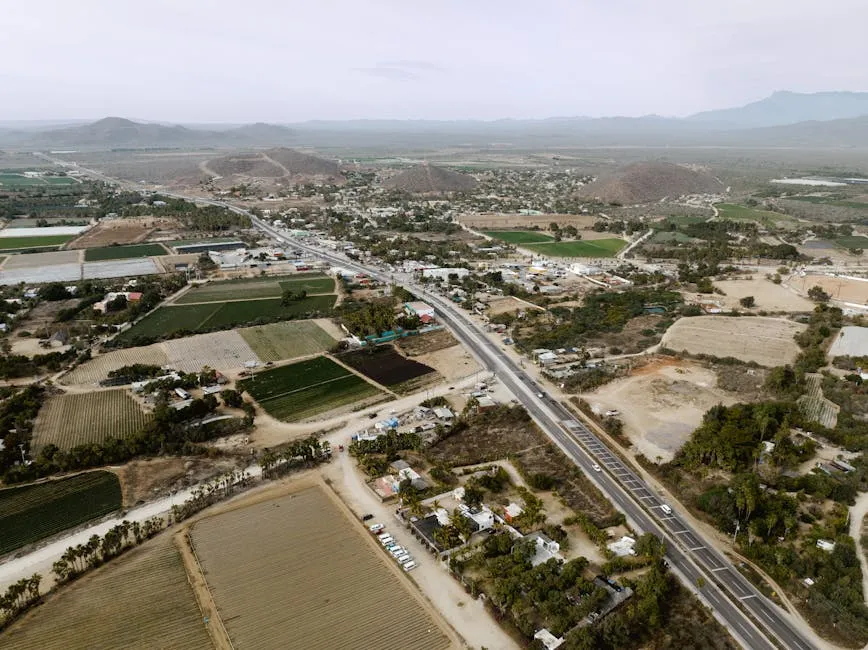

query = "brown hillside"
581;161;723;204
383;165;478;194
205;147;342;185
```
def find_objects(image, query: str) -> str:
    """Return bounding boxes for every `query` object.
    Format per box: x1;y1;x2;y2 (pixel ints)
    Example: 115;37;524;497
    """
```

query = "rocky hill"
582;162;723;204
205;147;342;185
383;165;478;194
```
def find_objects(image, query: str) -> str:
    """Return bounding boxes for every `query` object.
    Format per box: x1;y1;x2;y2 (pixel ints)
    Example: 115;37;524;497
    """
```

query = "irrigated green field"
115;294;336;344
1;536;212;649
83;243;168;261
484;230;555;244
525;238;626;257
32;390;151;451
0;235;74;251
0;173;77;188
0;471;122;555
238;356;383;421
174;274;334;304
240;320;337;362
715;203;798;228
835;235;868;249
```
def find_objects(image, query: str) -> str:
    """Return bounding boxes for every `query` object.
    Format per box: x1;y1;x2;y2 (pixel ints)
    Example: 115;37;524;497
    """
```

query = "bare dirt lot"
661;315;805;366
112;456;244;507
709;278;814;312
414;344;480;382
0;249;80;268
486;296;541;316
789;273;868;306
459;212;599;229
583;358;741;462
398;328;460;356
190;482;456;650
66;217;177;249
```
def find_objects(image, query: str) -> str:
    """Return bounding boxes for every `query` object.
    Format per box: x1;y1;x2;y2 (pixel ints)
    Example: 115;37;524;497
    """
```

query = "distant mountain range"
0;117;297;149
2;92;868;150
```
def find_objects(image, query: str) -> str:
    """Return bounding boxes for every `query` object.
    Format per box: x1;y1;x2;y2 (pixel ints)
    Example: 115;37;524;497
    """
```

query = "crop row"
0;471;122;555
260;374;381;421
1;537;211;648
32;389;151;451
238;356;350;399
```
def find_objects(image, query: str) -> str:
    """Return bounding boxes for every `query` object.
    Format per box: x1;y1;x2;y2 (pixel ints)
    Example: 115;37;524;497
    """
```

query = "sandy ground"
10;338;71;357
583;359;739;462
487;296;542;315
415;344;481;382
0;249;82;268
849;491;868;614
458;213;599;230
710;278;814;312
788;273;868;305
661;315;805;366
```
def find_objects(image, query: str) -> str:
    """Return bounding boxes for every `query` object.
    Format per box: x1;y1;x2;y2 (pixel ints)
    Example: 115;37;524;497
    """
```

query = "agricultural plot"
0;235;73;251
483;230;555;244
525;238;626;258
32;390;151;451
0;172;76;188
1;536;211;649
834;235;868;249
239;356;382;421
0;471;121;556
83;243;168;261
163;330;259;373
116;294;336;344
340;345;437;392
661;315;805;366
789;273;868;305
62;345;170;385
0;249;80;268
715;203;798;228
174;273;333;304
81;258;161;280
191;485;453;650
239;320;337;362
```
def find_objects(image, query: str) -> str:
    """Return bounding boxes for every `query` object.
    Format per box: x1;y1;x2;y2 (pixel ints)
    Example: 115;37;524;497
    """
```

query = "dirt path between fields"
174;529;234;650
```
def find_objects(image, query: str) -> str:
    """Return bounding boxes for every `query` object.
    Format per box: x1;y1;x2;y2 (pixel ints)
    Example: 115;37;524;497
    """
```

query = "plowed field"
191;485;453;650
1;536;211;649
32;389;150;451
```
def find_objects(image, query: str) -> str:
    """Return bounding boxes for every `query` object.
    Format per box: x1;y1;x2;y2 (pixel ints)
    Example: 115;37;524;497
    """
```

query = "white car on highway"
592;463;602;472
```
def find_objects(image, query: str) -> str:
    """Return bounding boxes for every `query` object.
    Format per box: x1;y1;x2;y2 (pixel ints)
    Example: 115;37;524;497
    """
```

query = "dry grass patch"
1;535;211;650
190;484;454;650
66;217;176;249
661;315;804;366
62;345;170;385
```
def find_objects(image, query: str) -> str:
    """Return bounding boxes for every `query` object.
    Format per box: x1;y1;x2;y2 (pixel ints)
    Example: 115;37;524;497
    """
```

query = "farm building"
174;241;245;255
93;291;142;313
404;301;435;319
433;407;454;423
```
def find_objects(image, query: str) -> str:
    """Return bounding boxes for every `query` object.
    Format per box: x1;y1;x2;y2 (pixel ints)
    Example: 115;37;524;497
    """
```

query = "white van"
379;535;394;545
395;552;410;562
660;504;672;515
402;561;417;571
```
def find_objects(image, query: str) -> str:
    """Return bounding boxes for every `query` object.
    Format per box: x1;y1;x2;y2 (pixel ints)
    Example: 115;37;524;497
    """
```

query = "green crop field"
835;235;868;248
240;320;337;362
524;238;626;257
484;230;555;244
32;390;151;451
715;203;798;228
0;235;74;251
174;274;333;304
83;243;168;261
238;356;382;421
116;294;336;344
0;471;122;555
0;173;77;189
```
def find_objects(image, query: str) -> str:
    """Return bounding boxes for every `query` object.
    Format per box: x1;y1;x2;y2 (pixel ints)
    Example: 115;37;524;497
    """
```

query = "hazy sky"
3;0;867;122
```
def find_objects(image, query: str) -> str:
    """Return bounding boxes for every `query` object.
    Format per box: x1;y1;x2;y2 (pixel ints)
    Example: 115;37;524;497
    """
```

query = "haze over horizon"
3;0;868;123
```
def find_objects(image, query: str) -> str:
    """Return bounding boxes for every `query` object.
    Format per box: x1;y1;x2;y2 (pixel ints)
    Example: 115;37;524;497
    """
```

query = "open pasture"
239;356;382;421
0;471;121;556
83;243;168;261
32;389;151;451
1;536;211;649
524;238;626;257
174;273;333;304
117;294;336;344
340;345;436;391
661;315;805;366
239;320;337;361
191;484;453;650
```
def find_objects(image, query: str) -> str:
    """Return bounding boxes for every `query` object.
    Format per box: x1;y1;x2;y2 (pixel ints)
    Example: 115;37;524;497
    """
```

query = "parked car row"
369;523;417;571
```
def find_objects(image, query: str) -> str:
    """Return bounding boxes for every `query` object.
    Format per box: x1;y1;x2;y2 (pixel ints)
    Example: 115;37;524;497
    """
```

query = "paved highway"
246;217;818;650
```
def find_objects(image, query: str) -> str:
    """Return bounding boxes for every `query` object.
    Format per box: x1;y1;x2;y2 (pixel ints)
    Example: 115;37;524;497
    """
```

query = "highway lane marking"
659;516;677;521
711;566;728;572
689;546;706;551
739;594;757;600
673;530;691;535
